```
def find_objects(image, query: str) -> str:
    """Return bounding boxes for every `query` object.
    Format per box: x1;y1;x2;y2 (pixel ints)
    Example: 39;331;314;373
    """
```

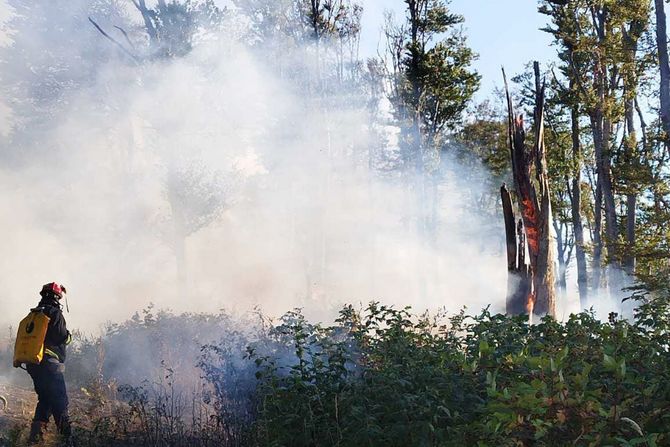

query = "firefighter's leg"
45;359;72;443
27;421;48;445
26;364;51;444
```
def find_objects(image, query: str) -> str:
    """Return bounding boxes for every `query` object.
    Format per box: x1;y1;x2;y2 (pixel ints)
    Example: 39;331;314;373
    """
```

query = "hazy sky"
0;0;554;100
0;0;557;138
0;0;555;95
360;0;556;100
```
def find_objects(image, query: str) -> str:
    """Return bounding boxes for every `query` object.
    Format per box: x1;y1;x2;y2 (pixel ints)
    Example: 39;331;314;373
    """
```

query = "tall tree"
385;0;480;176
381;0;479;300
540;0;651;297
130;0;224;59
620;1;650;276
567;81;590;306
87;0;226;299
655;0;670;144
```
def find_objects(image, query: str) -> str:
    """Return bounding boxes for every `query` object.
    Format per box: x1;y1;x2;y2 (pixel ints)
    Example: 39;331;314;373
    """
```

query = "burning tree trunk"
501;184;531;315
502;63;557;318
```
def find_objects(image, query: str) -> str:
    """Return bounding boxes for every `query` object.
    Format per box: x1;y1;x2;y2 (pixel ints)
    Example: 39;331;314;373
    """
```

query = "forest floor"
0;381;101;447
0;383;33;436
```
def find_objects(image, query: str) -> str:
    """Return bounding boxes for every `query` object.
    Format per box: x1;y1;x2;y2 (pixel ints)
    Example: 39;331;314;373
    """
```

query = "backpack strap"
44;348;61;361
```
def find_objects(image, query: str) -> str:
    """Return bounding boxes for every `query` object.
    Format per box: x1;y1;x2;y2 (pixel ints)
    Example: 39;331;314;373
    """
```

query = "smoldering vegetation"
3;300;670;446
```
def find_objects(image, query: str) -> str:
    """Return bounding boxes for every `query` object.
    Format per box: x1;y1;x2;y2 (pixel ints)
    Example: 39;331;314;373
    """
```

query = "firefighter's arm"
50;310;70;344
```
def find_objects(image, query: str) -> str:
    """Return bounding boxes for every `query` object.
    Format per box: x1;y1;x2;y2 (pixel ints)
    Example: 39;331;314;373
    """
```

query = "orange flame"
526;292;536;317
521;197;540;257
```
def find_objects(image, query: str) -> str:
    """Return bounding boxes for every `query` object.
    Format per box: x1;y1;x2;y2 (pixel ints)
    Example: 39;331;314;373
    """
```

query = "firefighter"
26;282;73;445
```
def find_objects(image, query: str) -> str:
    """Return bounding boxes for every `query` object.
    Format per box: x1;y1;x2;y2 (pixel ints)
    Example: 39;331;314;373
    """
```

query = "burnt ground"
0;380;113;447
0;381;39;446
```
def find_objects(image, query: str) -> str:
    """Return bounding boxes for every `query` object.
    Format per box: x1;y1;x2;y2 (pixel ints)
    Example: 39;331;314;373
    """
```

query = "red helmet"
40;282;67;299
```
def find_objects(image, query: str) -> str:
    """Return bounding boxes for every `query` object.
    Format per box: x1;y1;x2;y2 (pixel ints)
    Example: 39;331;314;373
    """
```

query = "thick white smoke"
0;5;507;335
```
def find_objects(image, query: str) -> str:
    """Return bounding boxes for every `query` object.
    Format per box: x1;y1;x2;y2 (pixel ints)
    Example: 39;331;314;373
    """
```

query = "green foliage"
454;100;509;184
247;309;353;446
385;0;480;173
249;302;670;446
7;302;670;447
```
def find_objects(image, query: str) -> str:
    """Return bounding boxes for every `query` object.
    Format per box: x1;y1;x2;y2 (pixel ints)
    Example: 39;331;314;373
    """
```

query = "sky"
360;0;556;100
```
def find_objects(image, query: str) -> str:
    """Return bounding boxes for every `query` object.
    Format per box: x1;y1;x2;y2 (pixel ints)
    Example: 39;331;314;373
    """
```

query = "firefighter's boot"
27;421;47;445
56;416;74;447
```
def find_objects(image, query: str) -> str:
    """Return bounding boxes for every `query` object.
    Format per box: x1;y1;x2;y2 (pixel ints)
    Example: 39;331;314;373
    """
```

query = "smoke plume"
0;3;507;335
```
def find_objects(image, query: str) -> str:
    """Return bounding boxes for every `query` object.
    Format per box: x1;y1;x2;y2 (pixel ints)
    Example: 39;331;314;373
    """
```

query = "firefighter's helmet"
40;282;66;299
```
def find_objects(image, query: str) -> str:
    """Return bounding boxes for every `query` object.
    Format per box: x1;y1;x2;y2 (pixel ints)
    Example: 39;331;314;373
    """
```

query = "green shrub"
247;300;670;446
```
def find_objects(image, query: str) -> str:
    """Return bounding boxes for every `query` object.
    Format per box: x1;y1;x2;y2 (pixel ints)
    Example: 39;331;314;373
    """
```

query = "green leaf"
479;340;490;357
603;353;617;370
614;358;627;380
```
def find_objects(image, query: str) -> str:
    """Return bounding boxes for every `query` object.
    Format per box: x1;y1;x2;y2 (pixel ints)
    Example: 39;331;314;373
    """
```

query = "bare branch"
88;17;140;64
113;25;137;52
133;0;158;43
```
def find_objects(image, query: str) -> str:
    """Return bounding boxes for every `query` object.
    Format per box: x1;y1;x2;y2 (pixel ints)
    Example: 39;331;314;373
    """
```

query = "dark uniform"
26;284;72;444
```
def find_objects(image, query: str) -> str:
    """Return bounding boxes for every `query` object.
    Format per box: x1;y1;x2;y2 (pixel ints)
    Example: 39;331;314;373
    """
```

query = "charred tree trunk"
502;185;531;315
502;62;557;318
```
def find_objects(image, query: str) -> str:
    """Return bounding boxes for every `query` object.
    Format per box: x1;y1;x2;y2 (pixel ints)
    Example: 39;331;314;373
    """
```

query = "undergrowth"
2;293;670;446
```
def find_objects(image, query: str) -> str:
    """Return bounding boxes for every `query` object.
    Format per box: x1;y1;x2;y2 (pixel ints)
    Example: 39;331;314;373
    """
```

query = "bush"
7;297;670;446
247;301;670;446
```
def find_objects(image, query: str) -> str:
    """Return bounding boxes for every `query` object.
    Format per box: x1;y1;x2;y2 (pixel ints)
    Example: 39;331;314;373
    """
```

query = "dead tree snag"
502;62;557;318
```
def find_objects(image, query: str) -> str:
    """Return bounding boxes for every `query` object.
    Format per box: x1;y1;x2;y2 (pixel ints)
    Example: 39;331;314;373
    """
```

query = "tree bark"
594;114;620;277
553;219;568;295
593;177;603;290
624;97;637;275
569;100;589;308
501;185;530;315
655;0;670;144
621;16;646;277
589;11;621;294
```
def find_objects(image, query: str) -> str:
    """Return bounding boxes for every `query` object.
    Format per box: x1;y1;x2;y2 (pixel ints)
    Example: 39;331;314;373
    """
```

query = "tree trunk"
501;185;530;315
655;0;670;143
569;101;589;308
593;177;603;290
590;107;620;292
622;16;645;277
624;97;637;275
553;219;568;296
502;62;557;318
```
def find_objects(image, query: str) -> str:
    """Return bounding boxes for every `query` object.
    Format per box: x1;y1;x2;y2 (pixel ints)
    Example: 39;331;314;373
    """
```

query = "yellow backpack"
13;308;50;368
